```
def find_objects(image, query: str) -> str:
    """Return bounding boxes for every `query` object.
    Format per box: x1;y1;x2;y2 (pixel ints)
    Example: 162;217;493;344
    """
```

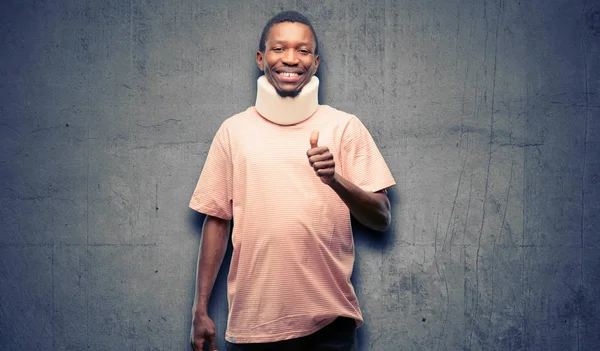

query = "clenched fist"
190;313;218;351
307;130;336;185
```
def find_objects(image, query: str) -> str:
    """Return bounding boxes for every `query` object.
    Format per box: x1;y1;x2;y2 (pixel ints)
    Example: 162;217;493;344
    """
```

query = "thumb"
310;130;319;148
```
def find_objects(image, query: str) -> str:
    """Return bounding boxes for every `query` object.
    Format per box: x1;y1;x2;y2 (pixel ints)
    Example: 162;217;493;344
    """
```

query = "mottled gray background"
1;0;599;350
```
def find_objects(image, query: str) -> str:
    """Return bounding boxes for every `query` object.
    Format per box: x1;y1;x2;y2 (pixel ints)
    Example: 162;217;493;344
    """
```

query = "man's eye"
299;49;310;54
273;47;283;52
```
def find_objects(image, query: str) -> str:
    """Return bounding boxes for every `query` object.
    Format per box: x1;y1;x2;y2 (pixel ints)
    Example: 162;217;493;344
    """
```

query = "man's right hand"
190;313;218;351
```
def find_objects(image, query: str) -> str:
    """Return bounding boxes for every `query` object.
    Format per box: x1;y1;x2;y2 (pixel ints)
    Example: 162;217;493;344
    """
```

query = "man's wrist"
326;172;340;187
192;302;208;316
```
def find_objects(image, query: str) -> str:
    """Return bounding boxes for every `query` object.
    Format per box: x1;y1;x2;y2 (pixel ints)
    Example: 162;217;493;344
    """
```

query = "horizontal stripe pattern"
189;105;396;343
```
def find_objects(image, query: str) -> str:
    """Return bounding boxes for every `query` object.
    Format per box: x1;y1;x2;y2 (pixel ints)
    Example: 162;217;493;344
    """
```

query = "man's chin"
275;88;301;98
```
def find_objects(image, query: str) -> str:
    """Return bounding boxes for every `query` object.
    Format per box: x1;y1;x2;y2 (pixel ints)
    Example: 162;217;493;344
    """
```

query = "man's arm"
307;130;392;232
328;173;391;232
192;215;230;313
190;215;230;351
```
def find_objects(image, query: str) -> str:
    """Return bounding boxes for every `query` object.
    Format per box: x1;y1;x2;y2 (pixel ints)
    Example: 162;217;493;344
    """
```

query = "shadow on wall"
351;186;398;351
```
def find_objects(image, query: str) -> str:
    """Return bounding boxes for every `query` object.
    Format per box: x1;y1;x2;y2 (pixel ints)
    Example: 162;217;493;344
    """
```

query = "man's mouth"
277;71;303;82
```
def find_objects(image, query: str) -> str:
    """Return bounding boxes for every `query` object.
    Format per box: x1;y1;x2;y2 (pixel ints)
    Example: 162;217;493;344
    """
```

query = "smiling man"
256;16;319;98
189;11;396;351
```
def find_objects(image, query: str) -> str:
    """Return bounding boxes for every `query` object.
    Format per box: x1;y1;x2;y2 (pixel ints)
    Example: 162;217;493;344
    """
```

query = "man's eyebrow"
270;40;314;47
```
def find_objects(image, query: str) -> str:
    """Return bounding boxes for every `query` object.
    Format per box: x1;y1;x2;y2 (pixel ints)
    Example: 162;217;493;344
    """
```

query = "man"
189;11;396;351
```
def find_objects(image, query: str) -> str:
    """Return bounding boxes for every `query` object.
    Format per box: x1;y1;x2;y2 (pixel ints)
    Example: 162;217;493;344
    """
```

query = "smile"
276;71;303;83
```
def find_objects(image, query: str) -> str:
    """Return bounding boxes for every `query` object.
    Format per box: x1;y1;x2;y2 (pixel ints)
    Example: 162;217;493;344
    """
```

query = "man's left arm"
328;174;391;232
307;130;392;232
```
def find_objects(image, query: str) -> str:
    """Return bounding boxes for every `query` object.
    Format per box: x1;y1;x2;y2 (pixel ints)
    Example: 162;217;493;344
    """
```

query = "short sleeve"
189;123;233;220
340;116;396;193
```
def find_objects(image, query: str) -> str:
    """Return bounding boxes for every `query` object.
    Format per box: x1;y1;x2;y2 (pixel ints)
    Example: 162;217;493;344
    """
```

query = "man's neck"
254;75;319;126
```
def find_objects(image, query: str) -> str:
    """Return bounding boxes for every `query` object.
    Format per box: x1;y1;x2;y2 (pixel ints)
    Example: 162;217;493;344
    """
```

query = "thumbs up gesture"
307;130;336;185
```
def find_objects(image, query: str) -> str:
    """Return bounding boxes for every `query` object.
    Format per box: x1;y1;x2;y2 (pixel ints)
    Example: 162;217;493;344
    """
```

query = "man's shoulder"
317;104;358;123
216;107;258;131
222;107;255;123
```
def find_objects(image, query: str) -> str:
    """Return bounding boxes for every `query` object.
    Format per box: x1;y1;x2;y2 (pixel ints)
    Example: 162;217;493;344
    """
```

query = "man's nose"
281;49;299;65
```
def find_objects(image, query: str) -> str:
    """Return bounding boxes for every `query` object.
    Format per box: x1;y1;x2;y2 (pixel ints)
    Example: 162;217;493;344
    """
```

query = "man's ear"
256;51;265;71
314;54;320;72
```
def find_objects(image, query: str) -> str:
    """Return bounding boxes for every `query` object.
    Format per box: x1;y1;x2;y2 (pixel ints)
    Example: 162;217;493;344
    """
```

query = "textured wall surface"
1;0;599;350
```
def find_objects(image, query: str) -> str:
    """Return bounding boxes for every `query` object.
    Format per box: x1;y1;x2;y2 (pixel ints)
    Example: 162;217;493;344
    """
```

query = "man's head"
256;11;320;98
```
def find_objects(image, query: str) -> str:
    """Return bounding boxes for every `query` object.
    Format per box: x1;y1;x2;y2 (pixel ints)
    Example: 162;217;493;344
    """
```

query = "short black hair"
259;11;319;55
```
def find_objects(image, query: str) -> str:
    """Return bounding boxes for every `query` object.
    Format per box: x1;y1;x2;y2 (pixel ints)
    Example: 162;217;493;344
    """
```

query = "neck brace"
255;75;319;125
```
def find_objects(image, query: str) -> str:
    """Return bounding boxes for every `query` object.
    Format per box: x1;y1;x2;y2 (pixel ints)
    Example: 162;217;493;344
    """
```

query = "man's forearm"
192;215;230;315
328;173;391;232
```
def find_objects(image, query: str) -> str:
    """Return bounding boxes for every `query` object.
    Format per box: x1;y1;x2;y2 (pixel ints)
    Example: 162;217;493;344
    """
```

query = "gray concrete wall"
1;0;599;350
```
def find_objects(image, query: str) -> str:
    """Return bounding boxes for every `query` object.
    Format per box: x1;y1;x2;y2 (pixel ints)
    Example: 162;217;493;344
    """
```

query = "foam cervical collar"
254;75;319;126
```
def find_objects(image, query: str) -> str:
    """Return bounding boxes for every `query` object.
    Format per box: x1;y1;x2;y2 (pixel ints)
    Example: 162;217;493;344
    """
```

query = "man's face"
256;22;320;98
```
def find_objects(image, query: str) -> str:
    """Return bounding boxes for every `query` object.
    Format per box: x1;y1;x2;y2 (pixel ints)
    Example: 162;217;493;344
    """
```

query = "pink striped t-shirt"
189;105;396;344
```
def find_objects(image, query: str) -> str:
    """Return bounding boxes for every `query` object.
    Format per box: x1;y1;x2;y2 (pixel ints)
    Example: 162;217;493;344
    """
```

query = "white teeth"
280;72;299;77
